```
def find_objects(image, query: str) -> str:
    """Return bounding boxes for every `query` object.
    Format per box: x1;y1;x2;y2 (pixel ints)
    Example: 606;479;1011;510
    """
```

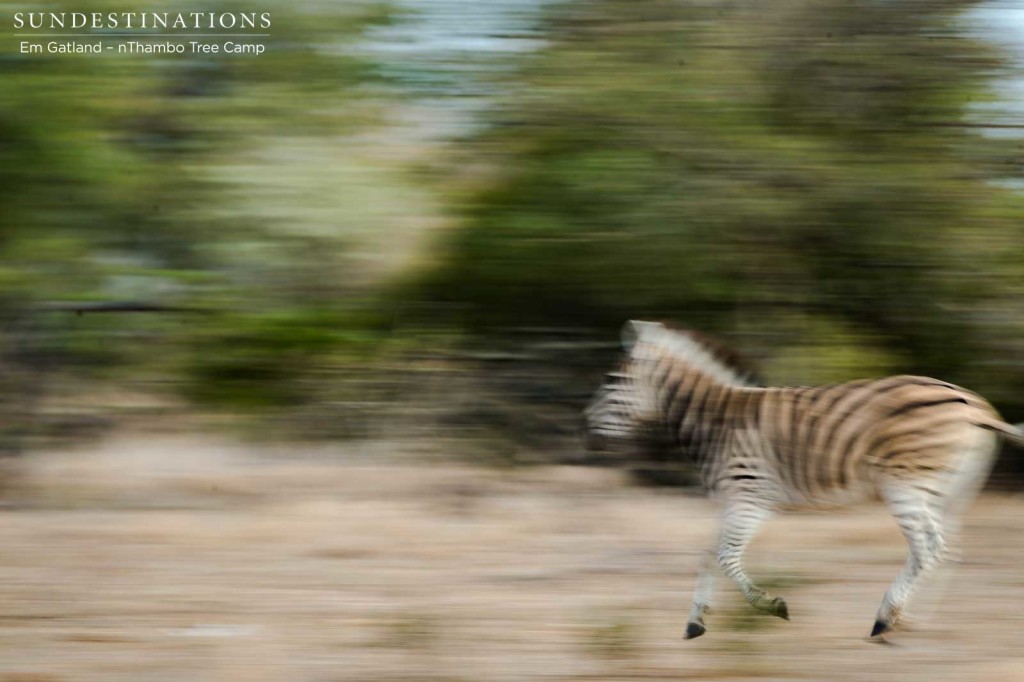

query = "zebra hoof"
770;597;789;621
684;622;706;640
870;620;892;638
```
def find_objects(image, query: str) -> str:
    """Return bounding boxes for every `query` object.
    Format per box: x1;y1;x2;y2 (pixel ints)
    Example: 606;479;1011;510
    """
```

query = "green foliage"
409;0;1024;414
6;0;1024;443
760;314;907;385
181;308;347;409
0;0;397;417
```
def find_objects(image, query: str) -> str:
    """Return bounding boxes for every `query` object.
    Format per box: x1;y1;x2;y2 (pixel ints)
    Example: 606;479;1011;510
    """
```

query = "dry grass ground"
1;433;1023;681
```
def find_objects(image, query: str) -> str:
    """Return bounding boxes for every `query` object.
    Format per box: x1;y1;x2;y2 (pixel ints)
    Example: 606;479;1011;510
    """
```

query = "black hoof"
771;597;790;621
870;620;891;638
684;622;706;640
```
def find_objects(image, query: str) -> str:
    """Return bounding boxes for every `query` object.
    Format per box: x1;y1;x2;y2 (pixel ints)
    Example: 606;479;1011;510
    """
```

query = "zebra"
583;320;1024;641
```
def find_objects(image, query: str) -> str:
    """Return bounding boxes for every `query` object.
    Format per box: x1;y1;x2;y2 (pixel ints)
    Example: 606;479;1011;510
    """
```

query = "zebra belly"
712;446;879;510
776;477;879;511
708;463;878;510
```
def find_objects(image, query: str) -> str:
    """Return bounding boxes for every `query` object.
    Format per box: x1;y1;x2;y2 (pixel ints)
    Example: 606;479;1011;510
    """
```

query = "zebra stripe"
583;320;1024;640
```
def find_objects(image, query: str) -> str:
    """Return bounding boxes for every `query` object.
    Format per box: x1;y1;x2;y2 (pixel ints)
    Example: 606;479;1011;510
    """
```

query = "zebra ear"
621;320;663;351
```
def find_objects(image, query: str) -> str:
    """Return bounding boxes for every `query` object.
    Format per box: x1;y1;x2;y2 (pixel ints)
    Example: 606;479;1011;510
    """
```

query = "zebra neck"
663;376;751;464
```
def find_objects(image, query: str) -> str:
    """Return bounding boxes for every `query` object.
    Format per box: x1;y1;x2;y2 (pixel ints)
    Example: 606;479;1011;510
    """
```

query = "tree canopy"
414;0;1024;414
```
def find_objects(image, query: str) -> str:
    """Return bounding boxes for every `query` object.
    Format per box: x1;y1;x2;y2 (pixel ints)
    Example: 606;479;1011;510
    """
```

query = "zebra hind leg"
715;504;790;621
936;428;998;566
904;431;998;627
871;482;944;640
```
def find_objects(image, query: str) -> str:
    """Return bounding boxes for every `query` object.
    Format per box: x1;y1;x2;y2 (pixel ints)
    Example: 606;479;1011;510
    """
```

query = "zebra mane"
647;323;761;387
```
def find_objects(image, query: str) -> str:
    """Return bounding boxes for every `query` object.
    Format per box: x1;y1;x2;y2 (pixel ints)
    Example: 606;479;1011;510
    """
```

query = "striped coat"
583;320;1024;640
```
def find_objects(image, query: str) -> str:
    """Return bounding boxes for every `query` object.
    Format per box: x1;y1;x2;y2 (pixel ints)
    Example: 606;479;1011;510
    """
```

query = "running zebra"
583;320;1024;640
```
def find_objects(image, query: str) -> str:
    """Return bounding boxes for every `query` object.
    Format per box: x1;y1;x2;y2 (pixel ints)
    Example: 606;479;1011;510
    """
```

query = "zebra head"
583;320;666;450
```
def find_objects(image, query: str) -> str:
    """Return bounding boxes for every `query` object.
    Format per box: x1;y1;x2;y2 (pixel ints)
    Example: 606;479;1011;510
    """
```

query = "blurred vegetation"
417;0;1024;411
3;0;1024;471
0;0;398;445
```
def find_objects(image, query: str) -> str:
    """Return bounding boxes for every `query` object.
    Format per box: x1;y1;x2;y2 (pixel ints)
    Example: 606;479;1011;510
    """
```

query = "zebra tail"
976;419;1024;449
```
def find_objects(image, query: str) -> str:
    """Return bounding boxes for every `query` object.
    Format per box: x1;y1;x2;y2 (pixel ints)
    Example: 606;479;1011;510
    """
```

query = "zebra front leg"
871;484;943;639
716;504;789;621
685;551;716;639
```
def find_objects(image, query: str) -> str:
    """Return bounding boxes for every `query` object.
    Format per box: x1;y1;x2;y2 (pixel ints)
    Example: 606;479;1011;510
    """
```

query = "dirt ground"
1;433;1023;682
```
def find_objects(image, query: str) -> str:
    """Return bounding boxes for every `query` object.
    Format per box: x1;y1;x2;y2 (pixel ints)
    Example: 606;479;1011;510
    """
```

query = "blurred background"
3;0;1024;679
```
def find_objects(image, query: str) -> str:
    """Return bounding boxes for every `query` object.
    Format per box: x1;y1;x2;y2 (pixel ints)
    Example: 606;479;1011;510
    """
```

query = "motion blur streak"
3;0;1024;679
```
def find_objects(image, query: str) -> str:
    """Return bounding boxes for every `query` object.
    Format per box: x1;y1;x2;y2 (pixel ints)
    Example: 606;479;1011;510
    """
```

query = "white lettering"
223;41;264;55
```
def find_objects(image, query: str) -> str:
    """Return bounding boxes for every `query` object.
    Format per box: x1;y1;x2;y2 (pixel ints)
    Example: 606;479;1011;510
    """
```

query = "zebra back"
585;321;1009;508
